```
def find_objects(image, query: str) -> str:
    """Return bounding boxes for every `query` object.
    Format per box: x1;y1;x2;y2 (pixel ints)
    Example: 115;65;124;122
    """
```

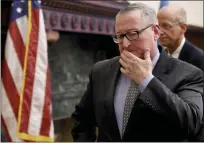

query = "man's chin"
160;40;170;46
160;42;169;47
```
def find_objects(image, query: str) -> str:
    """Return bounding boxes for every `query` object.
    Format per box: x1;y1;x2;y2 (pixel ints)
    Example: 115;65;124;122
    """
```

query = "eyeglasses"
112;24;152;44
159;22;181;30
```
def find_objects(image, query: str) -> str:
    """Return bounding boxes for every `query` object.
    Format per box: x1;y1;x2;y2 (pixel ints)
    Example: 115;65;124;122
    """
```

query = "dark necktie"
122;80;140;135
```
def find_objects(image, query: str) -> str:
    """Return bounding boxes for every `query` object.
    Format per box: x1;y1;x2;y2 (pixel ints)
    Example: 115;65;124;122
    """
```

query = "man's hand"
119;50;153;84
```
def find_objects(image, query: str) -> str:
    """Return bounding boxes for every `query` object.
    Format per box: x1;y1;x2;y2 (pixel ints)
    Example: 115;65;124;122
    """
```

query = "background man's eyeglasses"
159;22;181;30
112;24;152;44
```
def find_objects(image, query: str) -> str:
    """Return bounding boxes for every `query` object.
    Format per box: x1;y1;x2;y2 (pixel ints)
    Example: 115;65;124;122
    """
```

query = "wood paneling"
186;26;204;50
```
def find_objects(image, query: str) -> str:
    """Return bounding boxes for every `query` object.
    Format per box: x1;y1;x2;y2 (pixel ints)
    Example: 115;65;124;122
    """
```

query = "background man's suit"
179;40;203;71
72;47;203;142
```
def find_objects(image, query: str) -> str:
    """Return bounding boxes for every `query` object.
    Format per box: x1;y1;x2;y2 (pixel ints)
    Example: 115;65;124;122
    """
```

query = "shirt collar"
171;37;185;58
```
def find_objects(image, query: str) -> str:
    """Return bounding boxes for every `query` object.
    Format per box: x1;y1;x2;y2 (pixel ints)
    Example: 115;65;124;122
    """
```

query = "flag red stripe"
19;9;39;133
9;21;26;68
2;61;20;119
1;116;12;142
40;68;51;136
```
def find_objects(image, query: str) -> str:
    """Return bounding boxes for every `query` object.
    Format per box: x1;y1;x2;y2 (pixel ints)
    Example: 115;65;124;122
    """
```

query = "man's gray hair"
116;3;158;25
175;8;187;24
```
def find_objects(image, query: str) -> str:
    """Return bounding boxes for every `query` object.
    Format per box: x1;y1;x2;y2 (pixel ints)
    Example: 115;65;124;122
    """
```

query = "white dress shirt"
166;37;186;58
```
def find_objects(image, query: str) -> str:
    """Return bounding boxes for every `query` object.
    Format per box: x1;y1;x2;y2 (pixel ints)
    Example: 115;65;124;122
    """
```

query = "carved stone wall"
48;33;91;118
48;32;118;118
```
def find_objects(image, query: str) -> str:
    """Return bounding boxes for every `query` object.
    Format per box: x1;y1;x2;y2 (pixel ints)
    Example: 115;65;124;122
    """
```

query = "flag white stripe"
28;10;48;136
5;34;23;95
16;16;28;45
49;120;54;138
49;105;54;138
41;8;54;138
1;82;22;142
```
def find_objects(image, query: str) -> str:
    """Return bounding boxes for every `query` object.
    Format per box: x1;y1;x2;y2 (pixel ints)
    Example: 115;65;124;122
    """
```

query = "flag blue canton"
10;0;41;22
159;0;169;9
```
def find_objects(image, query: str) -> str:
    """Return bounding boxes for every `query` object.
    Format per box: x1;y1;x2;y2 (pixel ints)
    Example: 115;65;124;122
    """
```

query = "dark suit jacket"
179;40;204;141
71;46;203;142
179;40;204;71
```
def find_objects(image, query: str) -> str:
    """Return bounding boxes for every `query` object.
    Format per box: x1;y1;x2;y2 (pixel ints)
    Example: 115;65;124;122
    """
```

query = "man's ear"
180;23;187;35
153;24;160;41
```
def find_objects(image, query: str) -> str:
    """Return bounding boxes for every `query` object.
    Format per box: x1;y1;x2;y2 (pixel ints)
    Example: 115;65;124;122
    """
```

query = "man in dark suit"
157;4;203;71
71;3;203;142
158;5;204;141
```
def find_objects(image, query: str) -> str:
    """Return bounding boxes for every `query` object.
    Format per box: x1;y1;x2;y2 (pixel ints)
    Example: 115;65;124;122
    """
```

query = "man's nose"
159;27;165;35
122;36;131;48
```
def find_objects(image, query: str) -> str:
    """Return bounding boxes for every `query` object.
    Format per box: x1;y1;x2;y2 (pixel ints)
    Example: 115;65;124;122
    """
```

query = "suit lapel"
152;47;170;81
104;56;121;141
178;40;190;61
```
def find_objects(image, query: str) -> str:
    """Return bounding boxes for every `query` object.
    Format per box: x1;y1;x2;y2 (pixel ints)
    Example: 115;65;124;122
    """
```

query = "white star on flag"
16;7;22;13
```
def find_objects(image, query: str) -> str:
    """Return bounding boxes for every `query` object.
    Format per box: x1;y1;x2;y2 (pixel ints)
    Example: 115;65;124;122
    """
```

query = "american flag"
1;0;54;141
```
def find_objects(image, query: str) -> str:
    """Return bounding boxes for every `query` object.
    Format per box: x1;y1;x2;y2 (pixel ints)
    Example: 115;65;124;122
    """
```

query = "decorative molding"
81;17;88;30
41;0;128;35
61;14;69;28
50;12;58;27
42;0;129;18
43;9;115;35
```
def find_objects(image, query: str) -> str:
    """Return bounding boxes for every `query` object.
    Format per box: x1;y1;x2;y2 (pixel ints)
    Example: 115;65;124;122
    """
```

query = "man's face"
157;11;182;47
115;11;158;59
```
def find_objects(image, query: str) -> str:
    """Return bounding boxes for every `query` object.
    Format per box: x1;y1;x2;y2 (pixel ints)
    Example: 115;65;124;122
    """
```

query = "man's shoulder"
92;56;119;71
184;40;203;56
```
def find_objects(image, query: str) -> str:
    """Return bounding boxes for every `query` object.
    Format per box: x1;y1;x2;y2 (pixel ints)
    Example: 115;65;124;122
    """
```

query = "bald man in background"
157;4;204;141
157;4;203;71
